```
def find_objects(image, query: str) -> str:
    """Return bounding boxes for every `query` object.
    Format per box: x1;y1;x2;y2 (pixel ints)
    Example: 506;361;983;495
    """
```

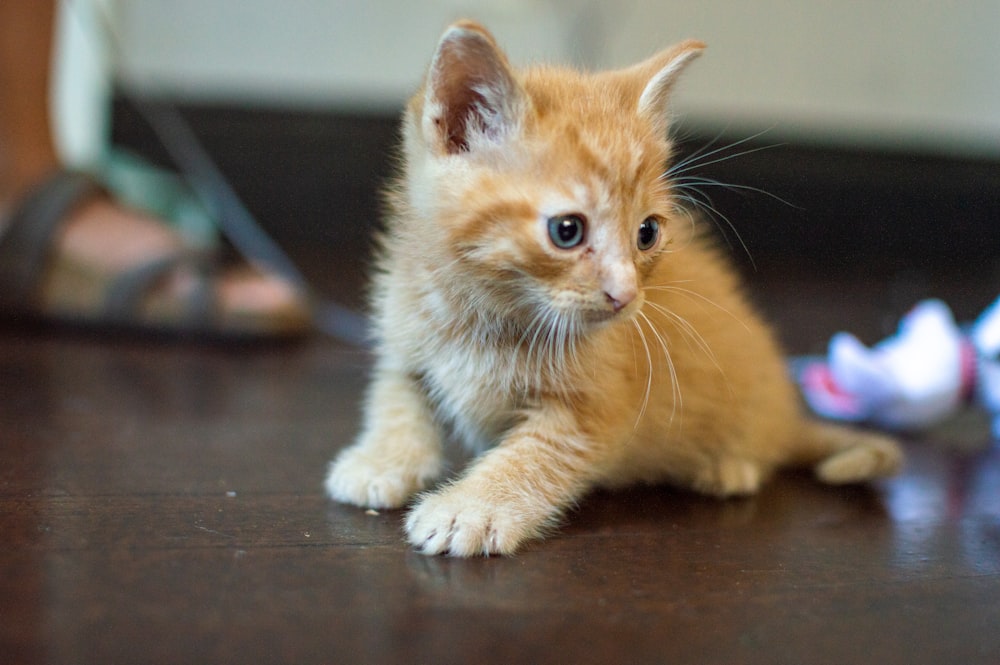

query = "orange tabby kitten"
325;20;902;556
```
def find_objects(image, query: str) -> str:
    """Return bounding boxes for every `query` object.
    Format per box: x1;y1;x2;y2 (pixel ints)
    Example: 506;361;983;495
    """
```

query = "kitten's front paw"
405;485;551;557
325;444;441;510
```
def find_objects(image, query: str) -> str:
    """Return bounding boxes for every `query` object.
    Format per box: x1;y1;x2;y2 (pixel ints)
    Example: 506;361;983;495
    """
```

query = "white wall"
110;0;1000;158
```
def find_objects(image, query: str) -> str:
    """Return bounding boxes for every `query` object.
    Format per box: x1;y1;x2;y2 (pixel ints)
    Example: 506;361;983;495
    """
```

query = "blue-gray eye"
547;214;586;249
638;216;659;250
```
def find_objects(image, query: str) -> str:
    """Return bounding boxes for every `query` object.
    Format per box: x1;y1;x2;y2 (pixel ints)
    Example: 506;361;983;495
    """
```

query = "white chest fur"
415;334;526;452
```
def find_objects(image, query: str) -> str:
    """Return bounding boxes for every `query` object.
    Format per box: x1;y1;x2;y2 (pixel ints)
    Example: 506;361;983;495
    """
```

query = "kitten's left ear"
633;40;706;131
422;20;527;155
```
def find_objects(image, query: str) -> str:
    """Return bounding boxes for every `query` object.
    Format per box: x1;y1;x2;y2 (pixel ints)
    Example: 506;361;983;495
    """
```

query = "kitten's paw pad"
405;488;545;557
816;437;903;484
694;458;762;498
325;446;440;509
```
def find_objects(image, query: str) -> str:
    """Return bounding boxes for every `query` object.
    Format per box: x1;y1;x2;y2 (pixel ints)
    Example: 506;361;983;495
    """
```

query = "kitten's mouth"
586;296;642;326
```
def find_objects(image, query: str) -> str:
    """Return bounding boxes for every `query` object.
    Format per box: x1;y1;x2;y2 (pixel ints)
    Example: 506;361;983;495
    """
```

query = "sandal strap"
103;251;216;330
0;170;106;311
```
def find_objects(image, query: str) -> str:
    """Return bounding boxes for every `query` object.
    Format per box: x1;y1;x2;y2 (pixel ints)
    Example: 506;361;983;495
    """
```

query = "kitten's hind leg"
691;456;765;498
797;421;903;484
325;369;444;509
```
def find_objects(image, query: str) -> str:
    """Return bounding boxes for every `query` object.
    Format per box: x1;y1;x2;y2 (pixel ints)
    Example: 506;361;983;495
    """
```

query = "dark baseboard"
112;97;1000;294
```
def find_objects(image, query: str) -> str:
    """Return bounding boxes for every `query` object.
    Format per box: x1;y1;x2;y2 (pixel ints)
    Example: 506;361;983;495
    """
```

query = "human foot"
0;170;313;338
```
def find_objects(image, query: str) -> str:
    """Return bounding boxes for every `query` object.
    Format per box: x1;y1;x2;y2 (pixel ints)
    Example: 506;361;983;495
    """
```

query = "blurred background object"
108;0;1000;158
57;0;1000;309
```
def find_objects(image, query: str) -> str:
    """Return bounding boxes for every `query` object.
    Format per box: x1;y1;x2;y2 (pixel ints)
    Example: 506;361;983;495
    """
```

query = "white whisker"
665;127;779;178
671;175;799;209
511;300;588;396
645;301;723;374
659;130;797;272
670;184;756;270
630;317;654;432
644;283;751;332
642;298;733;400
636;310;682;429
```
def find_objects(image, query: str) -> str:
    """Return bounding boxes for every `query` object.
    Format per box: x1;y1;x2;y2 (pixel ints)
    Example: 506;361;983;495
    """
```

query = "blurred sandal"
0;168;314;340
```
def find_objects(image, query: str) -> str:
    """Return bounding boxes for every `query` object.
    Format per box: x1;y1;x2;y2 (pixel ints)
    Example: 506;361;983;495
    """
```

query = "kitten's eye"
547;214;587;249
638;216;660;251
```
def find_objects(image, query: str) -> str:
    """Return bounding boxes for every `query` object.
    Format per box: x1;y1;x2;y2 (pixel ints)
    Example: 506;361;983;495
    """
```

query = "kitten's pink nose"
605;289;636;313
602;264;637;314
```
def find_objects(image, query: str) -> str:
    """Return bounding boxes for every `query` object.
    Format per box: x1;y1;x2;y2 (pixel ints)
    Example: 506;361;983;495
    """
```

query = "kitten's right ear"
422;21;526;155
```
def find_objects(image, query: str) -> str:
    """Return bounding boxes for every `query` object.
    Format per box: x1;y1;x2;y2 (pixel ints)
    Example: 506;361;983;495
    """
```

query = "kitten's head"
400;20;703;334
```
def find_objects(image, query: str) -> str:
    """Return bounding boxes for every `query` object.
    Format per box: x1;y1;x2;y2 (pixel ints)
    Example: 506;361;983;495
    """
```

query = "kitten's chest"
418;340;530;451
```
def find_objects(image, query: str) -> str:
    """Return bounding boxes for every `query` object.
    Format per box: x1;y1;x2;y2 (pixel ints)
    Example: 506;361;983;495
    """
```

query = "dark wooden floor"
2;271;999;665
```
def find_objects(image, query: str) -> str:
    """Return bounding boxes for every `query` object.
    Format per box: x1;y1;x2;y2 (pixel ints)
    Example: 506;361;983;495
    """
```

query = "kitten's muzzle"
606;291;633;314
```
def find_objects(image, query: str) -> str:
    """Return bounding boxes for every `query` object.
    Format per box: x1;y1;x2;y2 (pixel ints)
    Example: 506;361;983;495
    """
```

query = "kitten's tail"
794;420;904;484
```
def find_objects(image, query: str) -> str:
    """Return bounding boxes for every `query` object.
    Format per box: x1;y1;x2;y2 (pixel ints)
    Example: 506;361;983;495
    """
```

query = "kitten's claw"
325;445;441;509
405;487;545;557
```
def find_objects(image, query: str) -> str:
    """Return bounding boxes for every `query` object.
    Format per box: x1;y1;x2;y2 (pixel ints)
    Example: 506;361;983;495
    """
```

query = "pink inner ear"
427;27;521;154
433;84;488;154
